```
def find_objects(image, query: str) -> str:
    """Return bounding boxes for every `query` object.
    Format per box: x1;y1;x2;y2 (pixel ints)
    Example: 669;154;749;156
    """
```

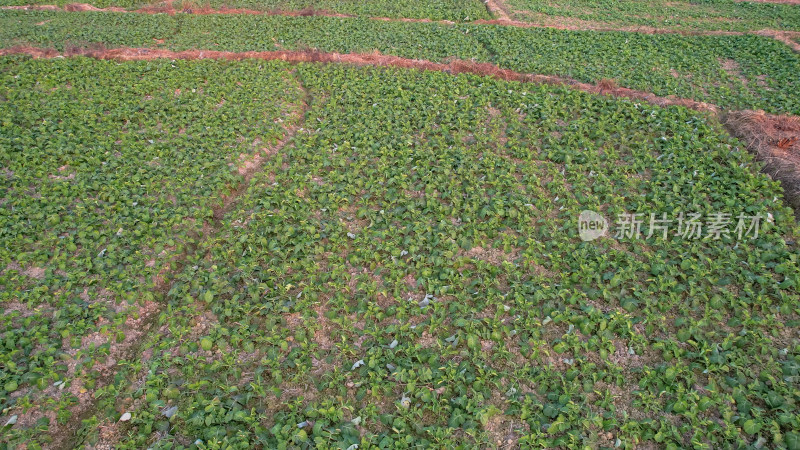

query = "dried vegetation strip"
725;111;800;214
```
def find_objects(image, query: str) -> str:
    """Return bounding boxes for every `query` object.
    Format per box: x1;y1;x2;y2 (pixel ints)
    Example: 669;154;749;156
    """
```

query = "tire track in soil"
25;67;311;450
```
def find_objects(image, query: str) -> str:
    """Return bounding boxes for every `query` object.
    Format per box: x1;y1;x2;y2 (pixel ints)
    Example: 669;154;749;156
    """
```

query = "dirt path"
484;0;511;21
758;29;800;53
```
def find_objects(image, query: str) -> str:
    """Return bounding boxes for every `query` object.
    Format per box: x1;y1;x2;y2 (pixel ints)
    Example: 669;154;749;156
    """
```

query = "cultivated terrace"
0;0;799;449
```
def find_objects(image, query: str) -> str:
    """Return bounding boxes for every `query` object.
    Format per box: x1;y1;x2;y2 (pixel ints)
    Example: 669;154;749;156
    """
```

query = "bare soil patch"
756;30;800;53
484;0;511;21
719;58;750;87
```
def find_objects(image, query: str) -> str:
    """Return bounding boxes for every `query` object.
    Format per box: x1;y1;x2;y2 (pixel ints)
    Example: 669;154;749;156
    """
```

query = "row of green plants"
0;56;306;445
504;0;800;32
1;0;798;31
0;0;490;21
32;59;796;448
1;10;799;115
202;0;490;21
0;0;145;8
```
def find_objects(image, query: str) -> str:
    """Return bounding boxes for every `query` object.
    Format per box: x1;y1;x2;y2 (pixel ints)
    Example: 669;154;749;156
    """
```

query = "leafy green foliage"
1;10;799;115
203;0;491;21
50;60;800;448
0;56;305;446
0;0;144;8
0;0;490;21
503;0;800;32
475;27;800;115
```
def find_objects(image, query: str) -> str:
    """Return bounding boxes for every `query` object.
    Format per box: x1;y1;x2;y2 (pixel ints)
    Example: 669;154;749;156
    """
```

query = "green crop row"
0;0;146;8
201;0;491;21
1;57;791;448
1;0;796;30
0;56;306;445
478;26;800;115
0;0;491;21
1;10;799;115
503;0;800;32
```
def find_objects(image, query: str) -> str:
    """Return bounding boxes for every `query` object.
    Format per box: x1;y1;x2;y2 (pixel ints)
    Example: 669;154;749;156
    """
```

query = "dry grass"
725;110;800;215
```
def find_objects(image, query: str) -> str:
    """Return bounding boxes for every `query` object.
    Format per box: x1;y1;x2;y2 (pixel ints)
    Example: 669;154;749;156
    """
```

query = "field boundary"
2;3;800;52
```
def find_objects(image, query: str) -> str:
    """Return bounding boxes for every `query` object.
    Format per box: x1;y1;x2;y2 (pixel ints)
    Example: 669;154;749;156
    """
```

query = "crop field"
501;0;800;32
0;0;492;21
0;0;799;449
190;0;491;21
2;11;800;115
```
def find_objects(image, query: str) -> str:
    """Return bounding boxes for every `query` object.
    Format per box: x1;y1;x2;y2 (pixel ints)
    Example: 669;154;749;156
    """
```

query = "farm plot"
0;0;491;21
0;56;306;445
500;0;800;32
0;0;145;8
183;0;491;21
2;58;793;448
473;27;800;115
1;11;799;115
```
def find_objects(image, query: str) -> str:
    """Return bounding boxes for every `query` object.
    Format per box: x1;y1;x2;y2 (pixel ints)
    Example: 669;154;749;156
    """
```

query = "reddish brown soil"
484;0;512;21
5;44;795;215
757;30;800;52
